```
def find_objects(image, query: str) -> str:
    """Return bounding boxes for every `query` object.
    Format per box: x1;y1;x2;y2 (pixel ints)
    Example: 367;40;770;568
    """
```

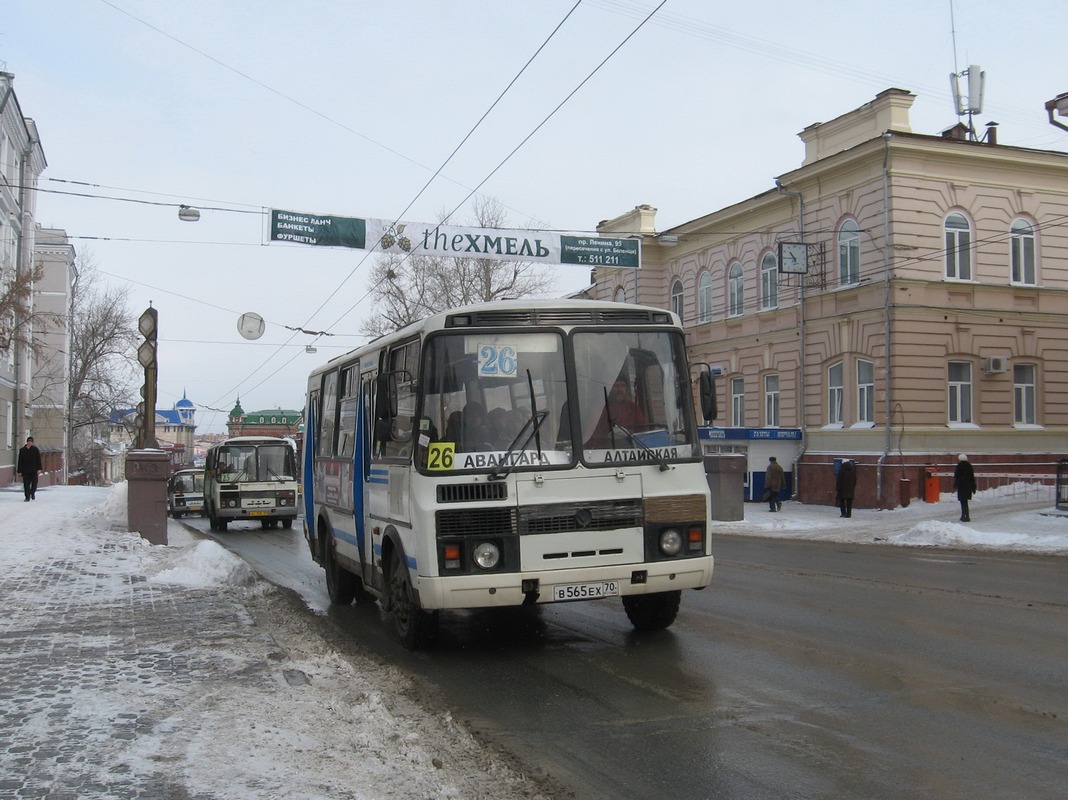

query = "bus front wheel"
622;590;681;632
324;536;357;605
388;554;438;650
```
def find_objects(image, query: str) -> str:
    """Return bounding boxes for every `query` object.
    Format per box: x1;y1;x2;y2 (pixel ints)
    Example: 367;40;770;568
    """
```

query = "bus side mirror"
699;371;717;423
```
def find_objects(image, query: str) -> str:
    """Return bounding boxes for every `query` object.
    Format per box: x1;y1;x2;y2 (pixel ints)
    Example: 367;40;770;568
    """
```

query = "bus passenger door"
363;370;387;591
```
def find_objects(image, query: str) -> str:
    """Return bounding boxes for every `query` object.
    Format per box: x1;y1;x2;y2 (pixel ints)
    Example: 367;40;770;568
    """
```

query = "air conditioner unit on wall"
983;356;1008;374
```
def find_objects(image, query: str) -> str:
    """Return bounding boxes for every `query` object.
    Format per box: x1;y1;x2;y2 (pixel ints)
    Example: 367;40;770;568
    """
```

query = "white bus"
304;300;715;648
203;436;299;531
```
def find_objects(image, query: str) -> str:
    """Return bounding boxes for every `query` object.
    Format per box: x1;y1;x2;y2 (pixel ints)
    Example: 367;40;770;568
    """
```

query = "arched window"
1010;219;1036;285
698;272;713;323
671;279;684;320
944;213;972;280
838;219;860;284
760;253;777;309
613;286;626;303
728;262;744;317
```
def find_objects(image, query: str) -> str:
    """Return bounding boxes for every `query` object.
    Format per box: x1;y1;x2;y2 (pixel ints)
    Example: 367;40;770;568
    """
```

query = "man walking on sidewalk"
765;456;785;512
17;435;43;501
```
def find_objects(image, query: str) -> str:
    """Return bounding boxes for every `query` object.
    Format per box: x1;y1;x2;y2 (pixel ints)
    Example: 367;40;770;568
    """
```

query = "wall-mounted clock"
778;242;809;275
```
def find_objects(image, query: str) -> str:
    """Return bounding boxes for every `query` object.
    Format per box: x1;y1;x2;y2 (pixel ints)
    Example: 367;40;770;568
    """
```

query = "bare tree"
360;197;555;338
0;259;49;355
66;253;139;484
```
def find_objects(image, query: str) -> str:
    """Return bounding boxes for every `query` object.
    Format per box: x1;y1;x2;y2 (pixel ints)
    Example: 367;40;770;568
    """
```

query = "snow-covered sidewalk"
0;484;559;799
713;483;1068;555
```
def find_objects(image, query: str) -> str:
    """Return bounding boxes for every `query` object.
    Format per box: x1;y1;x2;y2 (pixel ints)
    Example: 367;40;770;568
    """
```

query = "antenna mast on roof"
948;0;985;142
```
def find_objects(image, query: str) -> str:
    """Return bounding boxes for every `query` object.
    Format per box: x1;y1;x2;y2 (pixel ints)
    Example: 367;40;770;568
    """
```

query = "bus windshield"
418;327;699;473
572;329;699;464
420;331;569;472
216;443;295;482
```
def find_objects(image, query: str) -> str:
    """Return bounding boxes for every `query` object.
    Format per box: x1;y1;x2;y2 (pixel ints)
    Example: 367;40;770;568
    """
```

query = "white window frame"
838;219;860;285
730;377;745;427
945;213;972;281
856;358;874;424
948;360;973;424
764;374;780;428
728;262;744;317
698;272;712;323
670;279;684;321
1010;219;1036;285
760;252;778;309
827;362;844;426
1014;363;1037;425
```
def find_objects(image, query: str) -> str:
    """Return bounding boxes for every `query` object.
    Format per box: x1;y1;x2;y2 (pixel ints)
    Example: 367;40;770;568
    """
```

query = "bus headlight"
658;528;683;557
472;542;500;570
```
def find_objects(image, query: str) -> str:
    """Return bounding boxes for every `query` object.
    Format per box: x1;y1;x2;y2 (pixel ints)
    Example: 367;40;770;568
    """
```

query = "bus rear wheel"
622;590;681;632
388;554;438;650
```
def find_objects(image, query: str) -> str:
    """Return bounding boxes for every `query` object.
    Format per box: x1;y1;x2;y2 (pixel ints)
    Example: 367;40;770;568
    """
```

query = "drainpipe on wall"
876;132;894;506
775;179;805;497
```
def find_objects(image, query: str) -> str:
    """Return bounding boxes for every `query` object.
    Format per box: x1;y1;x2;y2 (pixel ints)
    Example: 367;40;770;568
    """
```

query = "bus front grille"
436;507;518;538
437;483;509;503
518;500;643;534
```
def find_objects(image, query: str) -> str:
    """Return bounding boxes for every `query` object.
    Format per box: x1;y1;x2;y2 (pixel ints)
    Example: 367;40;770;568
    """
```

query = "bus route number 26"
478;343;518;377
427;442;456;471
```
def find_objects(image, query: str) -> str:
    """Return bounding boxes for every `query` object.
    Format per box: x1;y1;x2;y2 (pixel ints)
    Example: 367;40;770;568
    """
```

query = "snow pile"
150;539;256;587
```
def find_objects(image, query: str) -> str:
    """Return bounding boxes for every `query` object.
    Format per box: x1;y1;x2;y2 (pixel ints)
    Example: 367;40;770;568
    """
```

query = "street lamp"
1045;92;1068;133
178;204;201;222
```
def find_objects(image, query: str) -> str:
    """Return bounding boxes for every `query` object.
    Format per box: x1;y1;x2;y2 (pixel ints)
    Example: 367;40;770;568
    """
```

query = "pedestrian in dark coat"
16;436;43;501
765;456;785;512
953;454;976;522
835;459;856;518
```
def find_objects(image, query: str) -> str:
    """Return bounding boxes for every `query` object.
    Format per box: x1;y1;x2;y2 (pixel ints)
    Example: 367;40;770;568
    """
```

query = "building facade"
589;89;1068;508
226;398;302;440
0;71;48;488
29;227;76;484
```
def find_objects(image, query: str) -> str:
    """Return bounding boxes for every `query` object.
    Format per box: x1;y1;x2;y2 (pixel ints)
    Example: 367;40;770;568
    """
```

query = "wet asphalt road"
190;518;1068;800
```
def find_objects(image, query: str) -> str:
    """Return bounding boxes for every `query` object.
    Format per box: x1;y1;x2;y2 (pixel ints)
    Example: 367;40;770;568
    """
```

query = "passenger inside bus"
461;402;494;451
586;377;646;448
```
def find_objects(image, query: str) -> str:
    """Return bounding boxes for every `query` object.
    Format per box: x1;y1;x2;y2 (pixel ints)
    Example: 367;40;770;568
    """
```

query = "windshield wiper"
488;411;549;481
609;422;671;472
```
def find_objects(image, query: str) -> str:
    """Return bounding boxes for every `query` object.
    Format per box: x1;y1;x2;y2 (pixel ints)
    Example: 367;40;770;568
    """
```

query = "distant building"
226;398;303;440
110;392;198;470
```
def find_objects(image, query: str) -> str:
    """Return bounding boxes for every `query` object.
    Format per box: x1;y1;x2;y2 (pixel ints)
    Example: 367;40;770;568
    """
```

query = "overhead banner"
269;209;640;268
270;210;366;248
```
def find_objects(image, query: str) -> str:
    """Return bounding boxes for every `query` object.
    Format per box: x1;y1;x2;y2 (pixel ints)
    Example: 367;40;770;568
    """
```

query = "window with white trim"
760;253;777;309
764;374;780;427
827;362;844;425
856;358;874;423
948;361;973;424
838;219;860;285
731;377;744;427
1014;363;1036;425
945;213;972;280
728;262;744;317
1010;219;1036;285
698;272;712;323
670;279;684;320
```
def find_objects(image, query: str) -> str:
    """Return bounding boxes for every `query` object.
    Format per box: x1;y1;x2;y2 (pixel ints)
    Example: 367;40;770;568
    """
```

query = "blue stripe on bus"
352;391;365;552
303;402;317;526
332;525;359;547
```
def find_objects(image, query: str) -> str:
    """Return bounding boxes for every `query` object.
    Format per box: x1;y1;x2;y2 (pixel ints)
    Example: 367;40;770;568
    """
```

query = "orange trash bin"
923;467;940;503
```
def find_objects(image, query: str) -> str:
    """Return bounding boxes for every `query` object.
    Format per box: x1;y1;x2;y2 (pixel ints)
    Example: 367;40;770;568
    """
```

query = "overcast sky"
4;1;1067;433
